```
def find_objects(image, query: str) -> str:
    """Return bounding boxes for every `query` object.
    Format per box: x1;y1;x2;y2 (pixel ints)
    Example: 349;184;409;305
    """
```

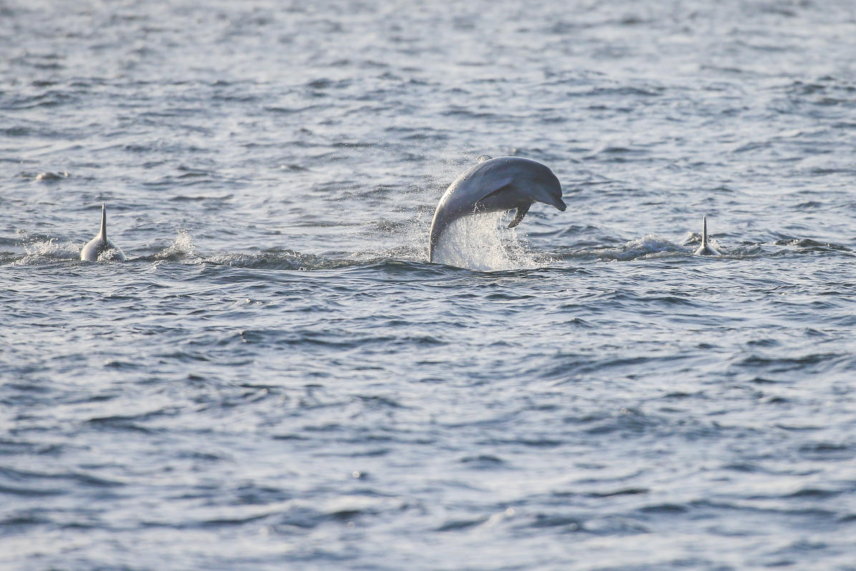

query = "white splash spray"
430;212;543;271
154;229;196;261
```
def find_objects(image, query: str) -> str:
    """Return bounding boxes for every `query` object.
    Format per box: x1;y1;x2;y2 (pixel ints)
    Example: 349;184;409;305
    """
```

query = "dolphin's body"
428;156;566;262
80;204;126;262
694;216;719;256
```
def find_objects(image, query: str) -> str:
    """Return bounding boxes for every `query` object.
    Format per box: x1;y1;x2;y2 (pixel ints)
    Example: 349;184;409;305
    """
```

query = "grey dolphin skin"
80;204;126;262
694;216;720;256
428;156;566;262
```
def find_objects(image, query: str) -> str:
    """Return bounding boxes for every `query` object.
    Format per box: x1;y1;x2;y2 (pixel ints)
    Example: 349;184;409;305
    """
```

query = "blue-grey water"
2;1;856;569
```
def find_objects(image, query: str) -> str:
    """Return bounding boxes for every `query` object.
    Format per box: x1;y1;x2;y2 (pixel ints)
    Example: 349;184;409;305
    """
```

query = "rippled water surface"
2;1;856;569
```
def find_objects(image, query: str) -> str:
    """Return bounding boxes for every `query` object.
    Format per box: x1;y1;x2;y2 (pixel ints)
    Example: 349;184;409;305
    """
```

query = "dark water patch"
483;437;563;448
798;442;853;461
86;408;177;432
0;513;52;530
529;514;583;530
441;107;501;121
772;238;850;252
639;503;689;514
436;516;488;532
459;455;506;469
169;193;234;202
0;484;65;497
0;90;75;109
775;423;820;431
583;408;667;436
586;488;649;498
1;126;32;137
785;488;842;499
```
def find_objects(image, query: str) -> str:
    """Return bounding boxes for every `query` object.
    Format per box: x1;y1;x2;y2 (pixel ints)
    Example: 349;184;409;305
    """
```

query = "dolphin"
428;156;566;262
80;204;126;262
694;216;719;256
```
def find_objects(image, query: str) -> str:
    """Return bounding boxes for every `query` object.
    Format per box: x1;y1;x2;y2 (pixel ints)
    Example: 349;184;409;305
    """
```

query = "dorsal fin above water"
476;154;492;163
99;203;107;241
694;215;719;256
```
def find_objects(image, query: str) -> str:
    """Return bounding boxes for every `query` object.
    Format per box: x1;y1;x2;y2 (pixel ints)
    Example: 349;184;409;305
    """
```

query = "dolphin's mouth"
553;197;567;211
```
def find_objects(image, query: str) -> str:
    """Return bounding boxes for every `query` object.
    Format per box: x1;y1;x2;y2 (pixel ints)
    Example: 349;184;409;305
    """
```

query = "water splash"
431;212;543;271
95;247;126;262
11;239;81;265
153;229;196;261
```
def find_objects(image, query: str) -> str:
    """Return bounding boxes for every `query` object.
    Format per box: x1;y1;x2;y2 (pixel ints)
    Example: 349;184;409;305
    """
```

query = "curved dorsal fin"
99;204;107;241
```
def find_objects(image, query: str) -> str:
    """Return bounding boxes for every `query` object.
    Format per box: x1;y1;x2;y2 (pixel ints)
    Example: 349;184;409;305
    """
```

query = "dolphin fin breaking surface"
80;203;127;262
99;203;108;241
694;216;720;256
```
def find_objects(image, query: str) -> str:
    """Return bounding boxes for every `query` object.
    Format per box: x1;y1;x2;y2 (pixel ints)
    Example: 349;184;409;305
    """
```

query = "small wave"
773;238;850;252
566;235;690;261
203;250;334;271
150;230;196;261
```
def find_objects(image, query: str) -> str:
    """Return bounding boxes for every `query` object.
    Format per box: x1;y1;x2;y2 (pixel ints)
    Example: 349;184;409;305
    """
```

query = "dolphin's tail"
428;218;442;263
99;203;107;241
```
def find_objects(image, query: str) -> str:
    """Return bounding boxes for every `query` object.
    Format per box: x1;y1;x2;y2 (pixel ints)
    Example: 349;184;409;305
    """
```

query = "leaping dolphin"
80;204;126;262
694;216;719;256
428;156;566;262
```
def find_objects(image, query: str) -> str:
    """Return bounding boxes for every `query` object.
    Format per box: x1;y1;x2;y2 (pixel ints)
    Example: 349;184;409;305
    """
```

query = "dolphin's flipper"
508;204;530;228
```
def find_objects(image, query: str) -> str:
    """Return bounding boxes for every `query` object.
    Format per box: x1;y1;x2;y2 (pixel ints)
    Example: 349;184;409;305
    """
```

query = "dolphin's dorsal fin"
694;215;720;256
476;154;492;163
99;203;107;241
508;204;531;228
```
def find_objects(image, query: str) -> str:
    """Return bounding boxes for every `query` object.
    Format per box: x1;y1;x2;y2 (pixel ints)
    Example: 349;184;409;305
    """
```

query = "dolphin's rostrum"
80;203;126;262
428;156;566;262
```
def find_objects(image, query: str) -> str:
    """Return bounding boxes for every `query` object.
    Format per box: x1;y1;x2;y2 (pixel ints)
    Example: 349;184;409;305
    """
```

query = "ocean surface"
2;0;856;569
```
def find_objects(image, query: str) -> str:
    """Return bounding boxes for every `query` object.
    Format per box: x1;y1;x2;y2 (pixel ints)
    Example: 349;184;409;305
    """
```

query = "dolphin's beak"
551;197;567;211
